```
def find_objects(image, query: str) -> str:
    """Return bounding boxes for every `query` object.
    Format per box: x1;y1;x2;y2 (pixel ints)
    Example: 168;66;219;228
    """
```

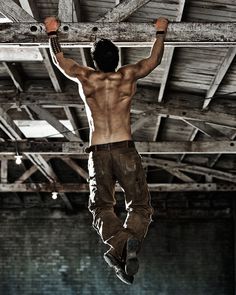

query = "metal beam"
0;141;235;155
0;182;235;192
0;22;236;47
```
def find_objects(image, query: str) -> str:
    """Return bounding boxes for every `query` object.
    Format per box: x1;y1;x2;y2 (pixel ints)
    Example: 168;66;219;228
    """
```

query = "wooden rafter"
1;92;234;129
0;141;235;155
0;107;24;140
2;62;24;91
203;47;236;110
28;104;82;142
0;22;236;47
25;153;73;210
0;182;235;192
142;157;236;183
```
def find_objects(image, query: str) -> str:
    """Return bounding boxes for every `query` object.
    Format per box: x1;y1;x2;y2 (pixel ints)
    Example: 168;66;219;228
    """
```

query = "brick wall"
0;192;234;295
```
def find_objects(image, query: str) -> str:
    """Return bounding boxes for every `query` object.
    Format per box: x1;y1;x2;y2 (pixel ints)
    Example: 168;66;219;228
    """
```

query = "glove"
155;18;168;33
44;16;60;34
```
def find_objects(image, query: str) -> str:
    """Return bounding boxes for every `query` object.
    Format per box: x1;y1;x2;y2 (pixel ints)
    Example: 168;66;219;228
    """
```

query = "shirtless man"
44;17;168;285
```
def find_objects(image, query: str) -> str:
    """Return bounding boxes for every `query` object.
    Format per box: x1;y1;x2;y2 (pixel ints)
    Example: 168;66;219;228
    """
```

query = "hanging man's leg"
87;150;134;284
112;147;154;275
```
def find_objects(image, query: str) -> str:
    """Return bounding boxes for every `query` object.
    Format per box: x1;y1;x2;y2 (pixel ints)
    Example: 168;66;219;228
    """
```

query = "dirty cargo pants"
87;140;153;261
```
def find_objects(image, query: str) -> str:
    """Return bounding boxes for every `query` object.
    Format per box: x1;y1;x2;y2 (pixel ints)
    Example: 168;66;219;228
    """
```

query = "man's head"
91;39;119;72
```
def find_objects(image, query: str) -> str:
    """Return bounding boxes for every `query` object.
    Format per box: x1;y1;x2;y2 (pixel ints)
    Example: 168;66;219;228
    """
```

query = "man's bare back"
44;17;168;145
78;68;136;145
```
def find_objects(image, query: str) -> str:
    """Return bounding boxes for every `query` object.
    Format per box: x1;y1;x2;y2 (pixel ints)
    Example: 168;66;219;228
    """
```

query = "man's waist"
85;140;135;153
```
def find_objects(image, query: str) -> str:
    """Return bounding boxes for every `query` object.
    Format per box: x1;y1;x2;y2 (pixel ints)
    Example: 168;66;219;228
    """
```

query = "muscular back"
78;68;136;145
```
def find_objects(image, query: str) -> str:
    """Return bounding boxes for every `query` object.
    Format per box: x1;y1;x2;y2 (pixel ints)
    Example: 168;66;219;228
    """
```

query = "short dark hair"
91;39;119;72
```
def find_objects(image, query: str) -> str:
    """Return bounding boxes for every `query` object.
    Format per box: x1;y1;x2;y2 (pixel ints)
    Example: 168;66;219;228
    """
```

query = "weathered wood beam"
131;115;149;133
25;153;73;210
18;0;40;20
58;0;94;68
2;62;24;91
142;157;236;183
0;0;35;22
62;157;89;180
0;182;235;192
98;0;151;22
0;159;7;183
183;119;231;140
157;0;186;103
28;104;82;142
40;48;63;92
0;48;43;61
203;47;236;109
0;107;24;140
0;22;235;47
0;141;235;155
15;164;38;183
2;92;234;129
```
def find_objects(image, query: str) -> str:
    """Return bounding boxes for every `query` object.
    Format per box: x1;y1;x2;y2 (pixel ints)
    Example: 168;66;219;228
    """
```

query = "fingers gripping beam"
0;22;235;47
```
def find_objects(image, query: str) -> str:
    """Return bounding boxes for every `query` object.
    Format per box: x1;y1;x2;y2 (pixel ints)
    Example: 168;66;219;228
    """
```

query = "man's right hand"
155;18;168;33
44;16;60;33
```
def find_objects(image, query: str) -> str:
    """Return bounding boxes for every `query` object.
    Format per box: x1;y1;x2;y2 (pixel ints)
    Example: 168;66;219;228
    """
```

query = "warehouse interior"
0;0;235;294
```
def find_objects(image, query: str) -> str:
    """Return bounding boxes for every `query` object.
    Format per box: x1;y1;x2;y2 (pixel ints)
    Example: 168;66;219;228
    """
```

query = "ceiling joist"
0;22;235;47
0;141;234;155
0;182;235;192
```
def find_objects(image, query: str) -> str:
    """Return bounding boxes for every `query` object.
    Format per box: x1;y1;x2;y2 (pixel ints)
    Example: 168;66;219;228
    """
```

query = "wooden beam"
203;47;236;109
0;0;35;22
0;107;24;140
157;0;186;103
25;153;73;210
2;92;234;129
58;0;94;68
0;159;7;183
0;48;43;61
62;157;89;180
131;115;149;133
40;48;63;92
98;0;151;22
15;164;38;183
142;157;236;183
0;22;236;47
2;62;24;91
28;104;82;142
18;0;40;20
0;141;235;155
0;182;235;192
183;119;231;140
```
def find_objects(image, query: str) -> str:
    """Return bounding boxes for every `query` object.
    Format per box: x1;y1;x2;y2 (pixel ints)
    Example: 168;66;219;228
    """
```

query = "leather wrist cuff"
49;35;62;55
156;31;165;35
47;31;58;37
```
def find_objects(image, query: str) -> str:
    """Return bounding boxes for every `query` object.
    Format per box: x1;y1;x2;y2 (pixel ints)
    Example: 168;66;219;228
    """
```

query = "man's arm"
120;18;168;80
44;17;93;81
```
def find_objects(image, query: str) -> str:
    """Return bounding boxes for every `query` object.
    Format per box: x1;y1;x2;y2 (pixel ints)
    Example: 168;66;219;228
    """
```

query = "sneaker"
125;238;140;276
104;252;134;285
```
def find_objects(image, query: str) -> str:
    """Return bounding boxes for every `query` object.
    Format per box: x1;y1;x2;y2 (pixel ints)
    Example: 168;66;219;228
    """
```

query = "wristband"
47;31;58;37
49;36;62;55
156;31;165;35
